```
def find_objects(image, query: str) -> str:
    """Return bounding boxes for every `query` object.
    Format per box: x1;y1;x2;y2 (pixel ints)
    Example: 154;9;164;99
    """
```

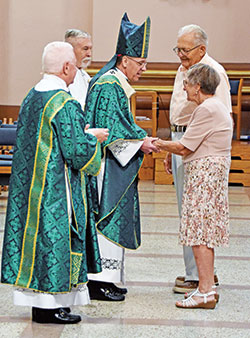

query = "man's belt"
170;124;187;133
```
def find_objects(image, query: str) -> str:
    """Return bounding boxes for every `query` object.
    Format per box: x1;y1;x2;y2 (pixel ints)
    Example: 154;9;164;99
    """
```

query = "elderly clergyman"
84;13;159;302
166;24;232;295
1;41;108;324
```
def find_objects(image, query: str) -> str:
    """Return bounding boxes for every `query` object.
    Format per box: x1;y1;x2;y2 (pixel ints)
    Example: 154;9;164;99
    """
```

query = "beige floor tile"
0;323;28;338
61;325;250;338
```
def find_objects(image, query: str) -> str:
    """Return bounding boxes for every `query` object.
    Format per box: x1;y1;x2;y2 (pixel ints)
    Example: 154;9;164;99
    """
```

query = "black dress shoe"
88;281;125;301
32;307;81;324
105;282;128;295
88;280;127;295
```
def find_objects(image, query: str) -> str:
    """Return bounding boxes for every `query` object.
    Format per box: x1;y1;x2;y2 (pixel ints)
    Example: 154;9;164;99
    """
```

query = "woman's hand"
153;139;167;150
140;137;161;154
164;152;172;174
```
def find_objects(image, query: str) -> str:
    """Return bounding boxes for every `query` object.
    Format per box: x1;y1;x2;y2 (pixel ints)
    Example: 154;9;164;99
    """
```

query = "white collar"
35;74;69;92
115;67;128;80
109;68;135;99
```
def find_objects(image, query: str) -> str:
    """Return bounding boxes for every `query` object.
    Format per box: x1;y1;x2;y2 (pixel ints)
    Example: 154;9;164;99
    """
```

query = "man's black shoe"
105;282;128;295
88;280;127;295
32;307;81;324
88;281;125;301
89;287;125;301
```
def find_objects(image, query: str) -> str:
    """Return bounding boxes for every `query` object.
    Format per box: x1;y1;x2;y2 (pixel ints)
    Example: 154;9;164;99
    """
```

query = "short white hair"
64;29;91;41
42;41;76;74
178;24;208;48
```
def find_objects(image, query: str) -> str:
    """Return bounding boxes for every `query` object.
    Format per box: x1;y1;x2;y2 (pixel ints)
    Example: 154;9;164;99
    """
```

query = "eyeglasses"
126;55;147;68
173;45;201;55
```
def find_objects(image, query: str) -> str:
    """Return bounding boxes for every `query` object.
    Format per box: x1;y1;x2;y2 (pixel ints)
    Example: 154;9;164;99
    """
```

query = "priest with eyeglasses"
84;13;159;301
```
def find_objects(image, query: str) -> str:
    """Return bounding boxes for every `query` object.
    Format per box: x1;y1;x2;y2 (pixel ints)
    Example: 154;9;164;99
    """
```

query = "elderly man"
167;24;232;294
84;13;158;301
1;41;108;324
65;29;92;109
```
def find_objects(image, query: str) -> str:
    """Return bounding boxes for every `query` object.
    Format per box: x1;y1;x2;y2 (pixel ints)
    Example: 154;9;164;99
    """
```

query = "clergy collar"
115;67;128;80
111;68;135;99
35;74;69;92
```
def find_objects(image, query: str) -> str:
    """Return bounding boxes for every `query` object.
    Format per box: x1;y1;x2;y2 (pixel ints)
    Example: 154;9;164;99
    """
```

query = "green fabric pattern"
82;143;102;176
1;89;102;293
85;71;146;249
87;73;146;148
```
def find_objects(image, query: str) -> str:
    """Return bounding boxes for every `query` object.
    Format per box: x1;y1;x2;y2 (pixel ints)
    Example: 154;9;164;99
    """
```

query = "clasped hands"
140;137;170;154
140;137;161;154
141;138;172;174
84;125;168;156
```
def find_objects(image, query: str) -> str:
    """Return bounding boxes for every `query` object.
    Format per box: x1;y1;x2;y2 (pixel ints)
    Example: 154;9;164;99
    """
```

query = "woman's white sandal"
184;285;219;303
176;288;217;309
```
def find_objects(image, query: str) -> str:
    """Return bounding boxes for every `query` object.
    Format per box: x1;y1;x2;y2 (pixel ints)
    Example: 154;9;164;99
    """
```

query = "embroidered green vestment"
1;89;102;293
85;70;147;250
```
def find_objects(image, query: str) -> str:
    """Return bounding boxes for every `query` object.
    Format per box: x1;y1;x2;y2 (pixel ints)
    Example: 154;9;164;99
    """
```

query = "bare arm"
153;139;192;157
164;152;172;174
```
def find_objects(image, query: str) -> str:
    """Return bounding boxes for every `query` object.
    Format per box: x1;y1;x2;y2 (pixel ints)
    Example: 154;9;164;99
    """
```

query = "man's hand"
140;137;160;154
85;124;109;143
84;124;91;132
164;152;172;174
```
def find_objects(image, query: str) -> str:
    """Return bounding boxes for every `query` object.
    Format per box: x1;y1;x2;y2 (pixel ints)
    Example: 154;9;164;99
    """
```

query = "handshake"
85;125;166;155
140;137;162;154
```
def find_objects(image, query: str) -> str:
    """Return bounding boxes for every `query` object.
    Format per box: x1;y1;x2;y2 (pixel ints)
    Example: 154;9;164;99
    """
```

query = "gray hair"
64;29;91;41
178;24;208;48
187;63;220;95
42;41;75;74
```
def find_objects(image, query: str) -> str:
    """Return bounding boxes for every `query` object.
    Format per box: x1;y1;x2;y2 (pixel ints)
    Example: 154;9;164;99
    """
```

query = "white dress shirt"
170;53;232;126
68;68;91;110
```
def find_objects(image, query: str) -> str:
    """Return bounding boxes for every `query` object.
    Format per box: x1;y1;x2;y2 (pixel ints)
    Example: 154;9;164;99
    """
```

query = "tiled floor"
0;181;250;338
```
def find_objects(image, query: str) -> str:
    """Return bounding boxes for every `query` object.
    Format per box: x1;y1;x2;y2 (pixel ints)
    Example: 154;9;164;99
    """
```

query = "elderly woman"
154;63;233;309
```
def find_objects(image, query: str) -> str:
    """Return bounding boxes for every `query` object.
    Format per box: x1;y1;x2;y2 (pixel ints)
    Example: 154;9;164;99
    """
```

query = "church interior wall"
0;0;249;122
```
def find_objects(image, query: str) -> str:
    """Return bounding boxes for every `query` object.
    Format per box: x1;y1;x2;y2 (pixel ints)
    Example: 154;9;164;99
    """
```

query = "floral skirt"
179;156;231;248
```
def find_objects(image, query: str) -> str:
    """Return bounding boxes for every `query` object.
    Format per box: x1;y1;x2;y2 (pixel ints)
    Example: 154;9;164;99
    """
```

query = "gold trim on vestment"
15;92;75;288
141;20;147;58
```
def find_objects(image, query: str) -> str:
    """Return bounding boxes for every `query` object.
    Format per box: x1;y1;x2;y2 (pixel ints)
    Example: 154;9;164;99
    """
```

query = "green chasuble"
1;89;102;293
85;69;147;250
